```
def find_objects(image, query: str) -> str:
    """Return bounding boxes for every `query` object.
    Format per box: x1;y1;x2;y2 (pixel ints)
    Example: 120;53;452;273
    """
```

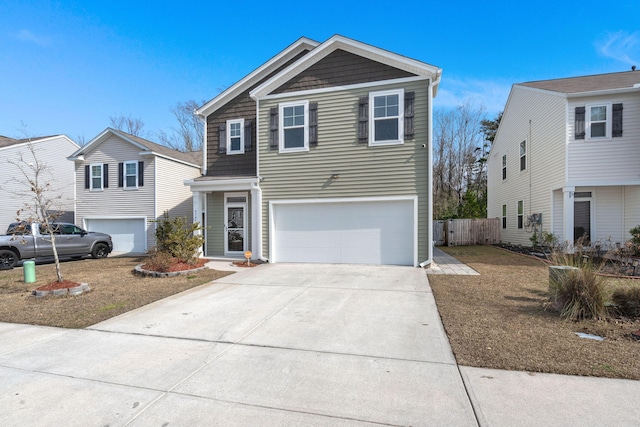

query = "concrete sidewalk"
1;263;639;426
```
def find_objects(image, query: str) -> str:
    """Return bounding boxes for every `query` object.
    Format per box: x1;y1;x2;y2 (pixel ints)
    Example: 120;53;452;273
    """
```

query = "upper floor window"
279;100;309;152
124;161;138;188
575;103;623;140
227;119;245;154
517;200;524;229
502;154;507;180
519;141;526;171
369;89;404;146
502;204;507;229
91;163;103;190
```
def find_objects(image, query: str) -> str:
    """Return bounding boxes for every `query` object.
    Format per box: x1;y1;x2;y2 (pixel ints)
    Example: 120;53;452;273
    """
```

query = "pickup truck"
0;222;113;269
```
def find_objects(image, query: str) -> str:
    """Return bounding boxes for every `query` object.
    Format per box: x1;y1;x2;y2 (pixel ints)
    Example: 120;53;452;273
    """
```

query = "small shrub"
143;248;174;272
628;225;640;256
548;239;610;320
154;212;205;264
611;286;640;318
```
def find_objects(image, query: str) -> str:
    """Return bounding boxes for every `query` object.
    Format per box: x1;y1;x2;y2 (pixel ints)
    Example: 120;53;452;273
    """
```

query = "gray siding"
259;79;430;261
206;192;224;256
155;156;200;221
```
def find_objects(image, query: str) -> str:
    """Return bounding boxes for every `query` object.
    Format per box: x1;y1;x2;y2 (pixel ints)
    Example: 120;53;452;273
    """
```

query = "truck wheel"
0;249;18;269
91;243;109;259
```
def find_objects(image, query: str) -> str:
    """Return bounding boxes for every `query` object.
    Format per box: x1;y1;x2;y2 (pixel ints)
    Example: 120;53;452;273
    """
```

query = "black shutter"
138;161;144;186
309;102;318;146
358;96;368;143
244;120;252;152
269;107;279;150
404;91;415;139
575;106;585;140
103;164;109;188
118;163;124;187
612;103;623;137
218;124;226;154
84;165;90;189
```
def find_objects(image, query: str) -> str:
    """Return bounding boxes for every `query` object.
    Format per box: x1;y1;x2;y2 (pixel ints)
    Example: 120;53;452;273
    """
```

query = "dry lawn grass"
429;245;640;380
0;256;232;328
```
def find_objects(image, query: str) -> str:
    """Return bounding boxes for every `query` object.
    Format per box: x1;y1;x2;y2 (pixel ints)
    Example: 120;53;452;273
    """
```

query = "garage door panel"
273;200;414;266
85;218;146;254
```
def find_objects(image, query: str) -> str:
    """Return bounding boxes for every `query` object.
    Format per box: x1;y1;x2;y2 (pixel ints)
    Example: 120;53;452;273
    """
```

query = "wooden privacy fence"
433;218;500;246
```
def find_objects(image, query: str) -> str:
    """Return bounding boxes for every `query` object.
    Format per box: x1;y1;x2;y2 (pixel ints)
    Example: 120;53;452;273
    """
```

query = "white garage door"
272;200;414;266
85;218;146;254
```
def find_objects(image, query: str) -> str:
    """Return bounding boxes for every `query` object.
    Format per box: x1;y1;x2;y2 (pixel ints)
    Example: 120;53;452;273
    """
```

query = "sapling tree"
6;142;68;282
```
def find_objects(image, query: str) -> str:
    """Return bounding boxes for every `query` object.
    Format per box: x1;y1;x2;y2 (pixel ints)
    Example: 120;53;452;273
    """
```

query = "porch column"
250;183;262;260
562;186;574;247
192;191;204;256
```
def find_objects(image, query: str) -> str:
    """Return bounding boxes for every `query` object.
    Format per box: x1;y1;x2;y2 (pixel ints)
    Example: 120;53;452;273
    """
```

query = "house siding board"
487;86;566;245
206;192;224;256
625;186;640;240
567;93;640;184
552;189;564;238
593;186;624;243
74;135;155;245
258;79;430;261
272;49;417;94
1;136;77;232
155;156;200;222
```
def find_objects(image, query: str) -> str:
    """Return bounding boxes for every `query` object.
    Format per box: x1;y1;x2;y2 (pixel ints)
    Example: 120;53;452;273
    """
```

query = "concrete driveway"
0;264;477;426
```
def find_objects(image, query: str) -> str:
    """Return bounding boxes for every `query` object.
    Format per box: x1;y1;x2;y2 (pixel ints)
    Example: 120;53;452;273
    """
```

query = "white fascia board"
566;86;640;98
196;37;320;118
139;151;199;169
69;127;149;158
250;35;442;99
566;180;640;187
184;177;259;192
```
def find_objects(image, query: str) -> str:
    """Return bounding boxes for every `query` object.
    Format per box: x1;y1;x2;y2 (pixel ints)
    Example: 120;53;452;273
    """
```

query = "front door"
224;193;247;255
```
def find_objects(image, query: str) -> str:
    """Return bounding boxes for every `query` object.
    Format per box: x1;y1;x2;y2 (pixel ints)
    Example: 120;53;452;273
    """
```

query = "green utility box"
23;260;36;283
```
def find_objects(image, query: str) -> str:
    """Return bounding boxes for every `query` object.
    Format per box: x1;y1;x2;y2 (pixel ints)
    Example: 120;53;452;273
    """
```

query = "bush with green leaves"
548;240;610;320
628;225;640;256
153;212;205;265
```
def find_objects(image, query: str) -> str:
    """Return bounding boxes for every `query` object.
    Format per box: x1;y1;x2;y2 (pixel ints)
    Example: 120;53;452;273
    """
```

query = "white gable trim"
196;37;320;118
68;128;148;160
250;35;442;99
0;135;79;152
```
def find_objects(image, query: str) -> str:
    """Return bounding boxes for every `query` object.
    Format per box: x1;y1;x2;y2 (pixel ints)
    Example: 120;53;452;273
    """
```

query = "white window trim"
586;103;612;140
90;163;103;191
279;100;309;153
502;204;507;229
517;200;524;229
519;141;526;171
369;88;404;146
226;118;245;155
502;154;507;180
123;160;138;189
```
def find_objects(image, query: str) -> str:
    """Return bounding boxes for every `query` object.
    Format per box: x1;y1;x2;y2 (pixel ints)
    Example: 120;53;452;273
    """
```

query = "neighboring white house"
0;134;79;232
488;70;640;247
68;128;202;254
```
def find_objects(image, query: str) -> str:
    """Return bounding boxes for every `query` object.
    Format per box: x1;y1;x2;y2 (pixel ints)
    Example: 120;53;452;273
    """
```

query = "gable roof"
519;70;640;95
0;134;78;150
250;34;442;99
69;128;202;167
196;37;320;117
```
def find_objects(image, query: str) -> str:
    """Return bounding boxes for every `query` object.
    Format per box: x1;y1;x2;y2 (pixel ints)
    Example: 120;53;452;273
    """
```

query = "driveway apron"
0;264;477;426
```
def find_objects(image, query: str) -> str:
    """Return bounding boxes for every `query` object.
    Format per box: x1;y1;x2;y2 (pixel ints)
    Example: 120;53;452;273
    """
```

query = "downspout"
420;71;441;268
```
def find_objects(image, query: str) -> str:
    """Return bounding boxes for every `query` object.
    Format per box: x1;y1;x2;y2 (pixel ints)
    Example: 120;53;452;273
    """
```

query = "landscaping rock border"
133;263;208;278
33;283;90;298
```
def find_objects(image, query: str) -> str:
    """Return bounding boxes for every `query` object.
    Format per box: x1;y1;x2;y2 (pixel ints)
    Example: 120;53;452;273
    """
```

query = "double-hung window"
502;154;507;180
587;104;610;139
517;200;524;229
519;141;526;171
279;100;308;152
227;119;244;154
124;161;138;188
369;89;404;146
91;164;103;190
502;204;507;229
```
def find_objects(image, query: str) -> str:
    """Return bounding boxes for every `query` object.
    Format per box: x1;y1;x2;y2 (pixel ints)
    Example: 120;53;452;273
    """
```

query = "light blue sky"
1;0;638;143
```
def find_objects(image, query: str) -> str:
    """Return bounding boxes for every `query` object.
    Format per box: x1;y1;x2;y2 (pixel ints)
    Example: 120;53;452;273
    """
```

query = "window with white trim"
502;154;506;180
517;200;524;229
519;141;526;171
227;119;244;154
124;161;138;188
369;89;404;145
279;101;308;152
587;104;610;139
91;164;103;190
502;204;507;229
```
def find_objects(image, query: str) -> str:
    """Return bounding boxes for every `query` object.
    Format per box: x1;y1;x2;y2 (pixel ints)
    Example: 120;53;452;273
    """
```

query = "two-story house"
488;70;640;247
0;134;79;231
68;128;202;254
186;35;442;266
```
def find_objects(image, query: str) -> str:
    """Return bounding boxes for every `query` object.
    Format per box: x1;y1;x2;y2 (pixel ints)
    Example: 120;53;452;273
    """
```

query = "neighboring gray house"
187;35;442;266
488;70;640;247
68;128;202;253
0;134;79;232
